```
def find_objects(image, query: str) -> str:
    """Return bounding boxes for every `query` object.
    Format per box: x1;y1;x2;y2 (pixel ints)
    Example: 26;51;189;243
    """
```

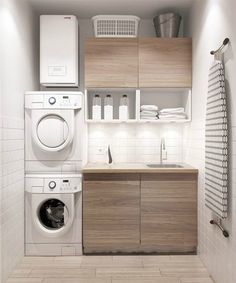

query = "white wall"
0;0;38;282
184;0;236;282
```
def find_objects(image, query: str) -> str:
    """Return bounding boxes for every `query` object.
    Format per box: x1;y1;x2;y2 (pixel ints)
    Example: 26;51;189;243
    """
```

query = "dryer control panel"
25;91;83;110
25;174;82;194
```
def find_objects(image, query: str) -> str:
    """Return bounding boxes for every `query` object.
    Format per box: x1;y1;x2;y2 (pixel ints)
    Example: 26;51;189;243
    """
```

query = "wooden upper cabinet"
85;38;138;88
139;38;192;88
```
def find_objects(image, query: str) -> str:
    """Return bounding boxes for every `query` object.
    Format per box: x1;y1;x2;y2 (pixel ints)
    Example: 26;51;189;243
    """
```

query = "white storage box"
92;15;140;37
40;15;79;87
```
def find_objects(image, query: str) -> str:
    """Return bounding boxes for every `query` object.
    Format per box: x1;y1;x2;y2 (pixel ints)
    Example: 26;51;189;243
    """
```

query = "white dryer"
25;91;85;173
25;174;82;256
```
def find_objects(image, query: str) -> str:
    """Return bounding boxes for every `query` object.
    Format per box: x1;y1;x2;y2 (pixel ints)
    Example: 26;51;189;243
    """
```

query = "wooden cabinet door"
141;173;197;253
139;38;192;88
85;38;138;88
83;173;140;253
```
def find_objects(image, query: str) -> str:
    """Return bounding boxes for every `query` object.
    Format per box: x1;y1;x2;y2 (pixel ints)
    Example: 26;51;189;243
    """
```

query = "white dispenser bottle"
119;95;129;121
104;94;113;120
92;94;101;120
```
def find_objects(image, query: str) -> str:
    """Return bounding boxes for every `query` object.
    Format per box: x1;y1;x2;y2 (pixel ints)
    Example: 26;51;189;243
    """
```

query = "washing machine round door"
35;197;74;237
33;111;74;152
39;199;68;229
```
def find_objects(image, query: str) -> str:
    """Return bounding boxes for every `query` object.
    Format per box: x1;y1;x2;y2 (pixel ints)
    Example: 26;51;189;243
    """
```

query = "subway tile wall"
184;119;236;283
88;124;184;163
0;116;24;283
186;0;236;281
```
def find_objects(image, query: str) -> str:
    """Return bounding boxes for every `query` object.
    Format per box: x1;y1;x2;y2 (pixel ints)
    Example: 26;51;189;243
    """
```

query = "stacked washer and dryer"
25;91;84;256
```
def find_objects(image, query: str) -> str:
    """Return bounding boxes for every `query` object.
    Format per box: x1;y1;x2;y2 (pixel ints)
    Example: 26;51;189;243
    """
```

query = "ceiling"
28;0;195;19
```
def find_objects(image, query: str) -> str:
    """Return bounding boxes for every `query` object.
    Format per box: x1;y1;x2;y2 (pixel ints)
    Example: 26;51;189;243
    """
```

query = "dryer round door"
33;111;74;152
33;197;74;237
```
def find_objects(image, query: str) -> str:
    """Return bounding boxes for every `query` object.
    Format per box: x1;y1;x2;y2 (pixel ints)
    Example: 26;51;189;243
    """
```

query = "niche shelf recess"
85;88;192;124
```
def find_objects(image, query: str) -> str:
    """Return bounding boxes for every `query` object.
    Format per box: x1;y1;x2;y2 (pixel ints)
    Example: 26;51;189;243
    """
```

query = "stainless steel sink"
146;163;184;168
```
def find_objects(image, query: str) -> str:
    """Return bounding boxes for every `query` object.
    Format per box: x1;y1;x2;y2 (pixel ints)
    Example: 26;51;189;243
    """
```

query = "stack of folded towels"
140;105;158;120
159;107;187;120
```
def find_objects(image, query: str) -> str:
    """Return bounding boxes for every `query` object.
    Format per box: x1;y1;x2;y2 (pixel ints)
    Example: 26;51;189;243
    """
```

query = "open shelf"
138;88;191;123
85;88;137;123
85;88;191;124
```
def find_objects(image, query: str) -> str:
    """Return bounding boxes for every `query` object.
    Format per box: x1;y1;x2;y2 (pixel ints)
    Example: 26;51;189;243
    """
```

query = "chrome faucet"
160;138;167;164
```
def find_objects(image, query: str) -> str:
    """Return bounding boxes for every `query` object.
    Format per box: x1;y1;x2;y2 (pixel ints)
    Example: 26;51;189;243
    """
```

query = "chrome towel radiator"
205;59;228;219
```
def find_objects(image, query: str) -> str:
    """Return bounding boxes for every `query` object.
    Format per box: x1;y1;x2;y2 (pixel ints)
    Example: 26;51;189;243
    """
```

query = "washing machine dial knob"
48;97;56;105
48;181;56;190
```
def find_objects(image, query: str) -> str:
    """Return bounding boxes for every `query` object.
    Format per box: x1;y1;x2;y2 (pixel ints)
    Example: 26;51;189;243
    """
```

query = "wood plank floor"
7;255;215;283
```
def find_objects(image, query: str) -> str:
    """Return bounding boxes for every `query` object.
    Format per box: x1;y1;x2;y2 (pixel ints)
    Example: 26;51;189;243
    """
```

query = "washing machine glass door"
38;199;69;231
37;114;69;149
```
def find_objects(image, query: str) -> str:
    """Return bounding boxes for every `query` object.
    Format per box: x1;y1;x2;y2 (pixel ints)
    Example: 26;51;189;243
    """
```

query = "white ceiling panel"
28;0;196;19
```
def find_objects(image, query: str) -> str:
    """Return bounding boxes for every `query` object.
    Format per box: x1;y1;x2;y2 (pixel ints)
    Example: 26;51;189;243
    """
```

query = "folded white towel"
159;114;187;120
140;110;158;115
160;107;185;114
141;116;158;120
159;113;187;118
141;105;158;111
141;114;158;119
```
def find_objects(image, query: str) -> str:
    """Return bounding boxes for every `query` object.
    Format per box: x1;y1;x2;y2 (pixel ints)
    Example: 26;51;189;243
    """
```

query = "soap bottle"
92;94;101;120
119;94;129;121
104;94;113;120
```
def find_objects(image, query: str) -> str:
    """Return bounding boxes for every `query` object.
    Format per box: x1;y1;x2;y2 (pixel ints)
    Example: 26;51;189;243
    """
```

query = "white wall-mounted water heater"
40;15;79;87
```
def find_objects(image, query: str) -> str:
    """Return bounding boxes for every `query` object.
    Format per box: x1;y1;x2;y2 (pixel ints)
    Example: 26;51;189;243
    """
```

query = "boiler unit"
40;15;79;87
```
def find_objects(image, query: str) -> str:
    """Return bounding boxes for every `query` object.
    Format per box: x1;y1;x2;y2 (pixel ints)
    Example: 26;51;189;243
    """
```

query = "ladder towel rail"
205;60;228;219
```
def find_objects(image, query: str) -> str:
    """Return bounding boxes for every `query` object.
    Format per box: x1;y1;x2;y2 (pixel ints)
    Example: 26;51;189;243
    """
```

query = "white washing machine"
25;91;85;173
25;174;82;256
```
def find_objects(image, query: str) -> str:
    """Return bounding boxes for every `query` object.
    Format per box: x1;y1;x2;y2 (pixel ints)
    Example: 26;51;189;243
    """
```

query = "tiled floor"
7;255;215;283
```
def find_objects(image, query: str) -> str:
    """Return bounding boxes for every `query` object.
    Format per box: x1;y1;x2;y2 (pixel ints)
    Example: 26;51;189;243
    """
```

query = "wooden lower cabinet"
82;172;197;254
83;173;140;253
141;173;197;253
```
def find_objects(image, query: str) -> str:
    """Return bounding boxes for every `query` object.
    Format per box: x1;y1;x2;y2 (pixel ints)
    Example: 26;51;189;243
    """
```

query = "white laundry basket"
92;15;140;37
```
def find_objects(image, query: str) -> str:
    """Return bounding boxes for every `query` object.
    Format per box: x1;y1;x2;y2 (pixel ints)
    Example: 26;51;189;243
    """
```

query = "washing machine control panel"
25;174;82;194
44;177;82;193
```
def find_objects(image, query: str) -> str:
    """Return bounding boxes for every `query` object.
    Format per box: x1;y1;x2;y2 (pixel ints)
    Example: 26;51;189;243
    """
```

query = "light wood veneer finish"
139;38;192;87
83;174;140;253
141;173;197;253
83;171;198;254
82;163;198;174
85;38;138;88
85;38;192;88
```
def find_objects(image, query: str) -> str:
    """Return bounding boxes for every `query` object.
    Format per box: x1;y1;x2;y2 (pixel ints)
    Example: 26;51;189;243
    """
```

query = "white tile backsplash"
88;124;184;164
